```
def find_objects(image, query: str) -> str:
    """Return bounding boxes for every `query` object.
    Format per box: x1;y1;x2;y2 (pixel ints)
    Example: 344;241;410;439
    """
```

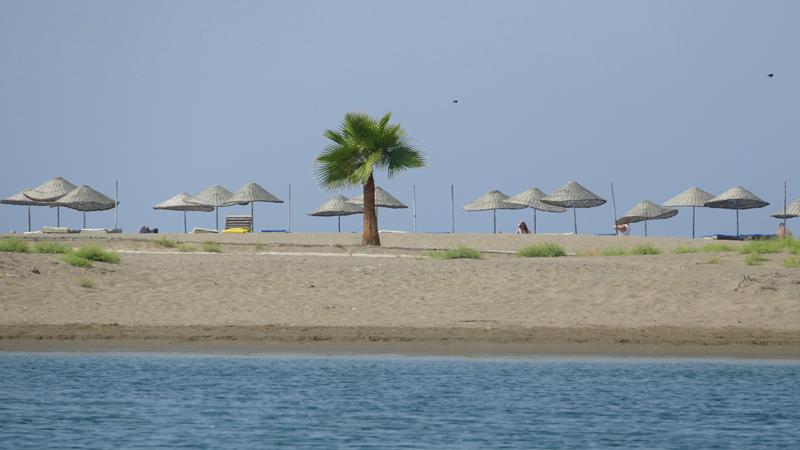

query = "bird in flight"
768;73;775;78
452;99;458;103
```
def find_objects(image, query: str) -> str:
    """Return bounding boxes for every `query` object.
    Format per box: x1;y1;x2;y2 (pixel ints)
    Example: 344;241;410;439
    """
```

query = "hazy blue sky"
1;1;798;236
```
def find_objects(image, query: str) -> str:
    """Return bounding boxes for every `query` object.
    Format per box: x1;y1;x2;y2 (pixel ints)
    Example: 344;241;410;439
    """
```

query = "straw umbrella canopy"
770;200;800;219
663;187;714;239
51;185;116;229
615;200;678;237
541;181;607;234
1;190;47;232
704;186;769;236
308;195;363;232
223;182;283;233
506;188;566;234
464;190;526;234
23;177;77;227
347;186;408;209
186;185;234;231
154;193;214;233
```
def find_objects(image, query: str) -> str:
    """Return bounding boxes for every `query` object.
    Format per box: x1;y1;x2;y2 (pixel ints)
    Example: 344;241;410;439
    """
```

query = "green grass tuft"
254;243;266;252
77;277;95;288
704;257;722;264
203;241;221;253
517;243;566;258
785;238;800;255
744;254;769;266
630;243;661;255
153;236;177;248
740;239;785;255
701;243;735;253
0;238;30;253
600;247;627;256
672;246;700;254
62;252;93;267
74;246;120;263
176;243;195;252
33;242;72;254
425;245;481;260
782;256;800;269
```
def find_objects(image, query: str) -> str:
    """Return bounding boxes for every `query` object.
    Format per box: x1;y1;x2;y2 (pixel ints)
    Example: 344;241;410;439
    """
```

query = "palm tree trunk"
362;174;381;246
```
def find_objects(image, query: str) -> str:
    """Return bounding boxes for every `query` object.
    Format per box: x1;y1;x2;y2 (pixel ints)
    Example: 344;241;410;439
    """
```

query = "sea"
1;352;799;449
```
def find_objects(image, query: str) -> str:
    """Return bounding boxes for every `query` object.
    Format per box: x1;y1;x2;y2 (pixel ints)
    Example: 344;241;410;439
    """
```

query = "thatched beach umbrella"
23;177;77;227
308;195;363;232
154;193;215;233
186;185;234;231
51;185;116;228
663;187;714;239
615;200;678;237
224;182;283;233
347;186;408;209
541;181;606;234
507;188;566;234
464;190;526;234
770;200;800;219
705;186;769;236
1;190;47;232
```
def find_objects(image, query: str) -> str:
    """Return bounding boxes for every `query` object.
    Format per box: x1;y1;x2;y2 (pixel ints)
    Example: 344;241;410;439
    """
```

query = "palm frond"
385;144;426;177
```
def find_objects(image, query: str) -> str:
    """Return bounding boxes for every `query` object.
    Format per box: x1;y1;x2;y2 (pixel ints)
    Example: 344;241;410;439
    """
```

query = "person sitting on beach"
614;223;630;236
517;221;530;234
778;223;792;238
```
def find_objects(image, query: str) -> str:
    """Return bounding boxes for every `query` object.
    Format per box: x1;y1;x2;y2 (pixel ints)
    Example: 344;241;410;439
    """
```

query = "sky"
1;0;798;236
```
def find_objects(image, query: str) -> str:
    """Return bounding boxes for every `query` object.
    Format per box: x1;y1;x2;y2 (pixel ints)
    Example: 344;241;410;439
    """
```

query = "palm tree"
316;112;426;246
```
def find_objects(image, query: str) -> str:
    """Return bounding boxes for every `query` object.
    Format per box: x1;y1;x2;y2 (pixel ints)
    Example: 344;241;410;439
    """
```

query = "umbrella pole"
533;209;537;234
83;211;86;229
216;207;219;231
736;210;739;236
57;206;60;227
27;206;31;232
644;218;648;237
692;206;696;239
184;211;188;234
493;209;497;234
251;202;255;233
338;216;341;233
573;207;577;235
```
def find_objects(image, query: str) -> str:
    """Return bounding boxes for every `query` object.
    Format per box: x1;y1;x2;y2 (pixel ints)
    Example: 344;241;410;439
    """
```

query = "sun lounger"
222;227;249;234
41;226;77;234
260;229;288;233
191;227;219;234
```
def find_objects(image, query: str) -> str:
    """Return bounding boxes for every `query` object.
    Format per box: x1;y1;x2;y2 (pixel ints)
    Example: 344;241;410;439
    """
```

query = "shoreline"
2;324;800;359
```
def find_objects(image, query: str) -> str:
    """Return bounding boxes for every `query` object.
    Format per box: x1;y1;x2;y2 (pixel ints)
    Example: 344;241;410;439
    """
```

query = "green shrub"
62;252;92;267
74;246;120;263
33;242;72;254
672;246;700;254
153;236;177;248
630;243;661;255
740;239;784;255
782;257;800;269
425;245;481;260
254;243;266;252
600;247;627;256
744;254;768;266
176;243;195;252
203;241;221;253
517;243;566;257
77;277;95;288
0;238;30;253
701;243;735;253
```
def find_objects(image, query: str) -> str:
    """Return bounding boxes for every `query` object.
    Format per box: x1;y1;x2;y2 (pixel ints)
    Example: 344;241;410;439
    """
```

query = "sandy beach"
1;232;799;357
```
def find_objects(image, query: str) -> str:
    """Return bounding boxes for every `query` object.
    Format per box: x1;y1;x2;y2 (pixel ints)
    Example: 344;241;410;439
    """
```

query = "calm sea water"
1;353;799;449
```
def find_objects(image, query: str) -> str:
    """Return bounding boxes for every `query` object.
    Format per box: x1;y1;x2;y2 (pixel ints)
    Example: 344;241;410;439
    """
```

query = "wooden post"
450;184;455;233
610;182;618;236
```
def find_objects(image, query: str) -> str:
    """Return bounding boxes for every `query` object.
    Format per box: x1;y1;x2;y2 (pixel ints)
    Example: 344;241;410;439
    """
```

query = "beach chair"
224;215;252;232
